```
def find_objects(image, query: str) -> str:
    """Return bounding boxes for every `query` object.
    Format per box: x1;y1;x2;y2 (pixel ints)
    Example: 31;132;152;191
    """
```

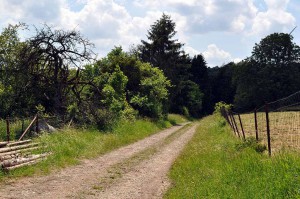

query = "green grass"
164;114;300;199
0;118;172;180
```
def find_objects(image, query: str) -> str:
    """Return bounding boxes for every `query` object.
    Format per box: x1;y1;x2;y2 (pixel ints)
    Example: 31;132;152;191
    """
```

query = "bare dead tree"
19;24;96;114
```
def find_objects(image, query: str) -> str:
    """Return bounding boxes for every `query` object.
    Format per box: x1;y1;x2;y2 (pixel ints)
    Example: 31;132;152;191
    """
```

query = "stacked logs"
0;139;50;171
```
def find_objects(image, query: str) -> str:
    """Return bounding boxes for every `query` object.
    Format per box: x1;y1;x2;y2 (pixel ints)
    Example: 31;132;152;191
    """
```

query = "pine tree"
139;13;187;84
138;14;204;117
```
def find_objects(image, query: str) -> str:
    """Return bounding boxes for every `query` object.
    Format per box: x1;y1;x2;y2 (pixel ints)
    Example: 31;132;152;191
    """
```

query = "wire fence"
221;91;300;156
0;114;65;142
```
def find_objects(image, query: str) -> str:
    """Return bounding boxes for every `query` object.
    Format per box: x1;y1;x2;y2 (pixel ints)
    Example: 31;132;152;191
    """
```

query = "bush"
214;101;233;114
235;136;267;153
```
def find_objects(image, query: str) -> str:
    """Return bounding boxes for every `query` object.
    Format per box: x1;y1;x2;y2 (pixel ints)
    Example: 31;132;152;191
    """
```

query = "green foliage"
0;24;94;118
35;104;45;114
138;14;204;118
233;33;300;111
129;61;170;118
165;115;300;199
0;23;26;117
102;47;171;119
77;61;130;129
214;101;233;113
206;62;236;114
0;119;31;141
69;47;171;130
182;107;190;118
175;81;203;117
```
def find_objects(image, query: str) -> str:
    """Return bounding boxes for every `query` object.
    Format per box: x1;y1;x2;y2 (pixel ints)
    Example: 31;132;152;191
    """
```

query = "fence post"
6;118;10;143
265;104;271;156
254;109;258;141
36;114;39;134
227;111;236;135
22;119;25;133
231;112;241;139
224;109;233;130
238;114;246;141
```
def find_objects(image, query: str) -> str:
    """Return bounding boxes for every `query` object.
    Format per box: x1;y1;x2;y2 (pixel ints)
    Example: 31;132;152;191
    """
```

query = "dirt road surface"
0;123;198;199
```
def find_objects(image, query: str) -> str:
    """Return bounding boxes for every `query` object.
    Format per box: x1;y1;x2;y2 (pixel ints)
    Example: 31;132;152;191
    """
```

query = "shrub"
235;136;267;153
214;101;233;114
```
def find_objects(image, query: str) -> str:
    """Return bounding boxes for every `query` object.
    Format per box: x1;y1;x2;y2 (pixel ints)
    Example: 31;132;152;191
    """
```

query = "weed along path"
0;122;197;199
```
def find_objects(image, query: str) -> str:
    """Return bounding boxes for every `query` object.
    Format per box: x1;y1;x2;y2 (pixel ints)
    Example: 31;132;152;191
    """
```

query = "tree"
190;54;208;88
139;14;185;81
172;80;203;117
18;25;95;115
190;54;210;114
205;62;236;113
75;47;171;129
233;33;300;111
252;33;300;66
138;14;203;117
103;47;171;118
0;23;27;117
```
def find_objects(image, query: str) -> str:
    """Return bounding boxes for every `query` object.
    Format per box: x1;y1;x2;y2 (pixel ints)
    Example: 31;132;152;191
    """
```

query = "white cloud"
184;46;201;57
133;0;257;34
231;15;247;32
203;44;240;67
59;0;152;57
250;0;295;35
0;0;66;27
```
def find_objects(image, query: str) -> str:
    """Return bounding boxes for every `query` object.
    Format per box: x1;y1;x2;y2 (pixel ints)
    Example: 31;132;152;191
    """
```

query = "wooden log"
0;142;8;148
1;153;50;168
0;143;39;154
0;146;40;158
7;139;32;147
0;153;21;162
4;160;39;171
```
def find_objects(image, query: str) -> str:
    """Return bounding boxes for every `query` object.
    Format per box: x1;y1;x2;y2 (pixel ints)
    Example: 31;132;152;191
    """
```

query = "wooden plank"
18;115;37;141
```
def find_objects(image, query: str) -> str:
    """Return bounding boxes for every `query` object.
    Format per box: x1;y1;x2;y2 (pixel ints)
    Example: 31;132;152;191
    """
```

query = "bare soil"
0;123;197;199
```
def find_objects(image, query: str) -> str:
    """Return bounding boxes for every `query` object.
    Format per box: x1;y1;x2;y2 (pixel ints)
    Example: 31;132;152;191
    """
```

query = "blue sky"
0;0;299;67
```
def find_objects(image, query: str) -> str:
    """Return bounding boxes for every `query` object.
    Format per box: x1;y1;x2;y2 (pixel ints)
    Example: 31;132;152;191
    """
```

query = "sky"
0;0;299;67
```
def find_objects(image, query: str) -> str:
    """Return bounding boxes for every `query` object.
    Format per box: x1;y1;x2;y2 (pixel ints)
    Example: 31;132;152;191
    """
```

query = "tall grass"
165;114;300;199
0;118;174;180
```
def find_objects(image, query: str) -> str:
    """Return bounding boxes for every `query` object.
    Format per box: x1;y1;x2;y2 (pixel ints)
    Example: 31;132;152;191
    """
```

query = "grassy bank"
0;115;188;180
165;114;300;199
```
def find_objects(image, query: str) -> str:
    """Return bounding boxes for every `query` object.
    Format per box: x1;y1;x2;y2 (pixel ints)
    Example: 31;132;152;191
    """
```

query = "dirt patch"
0;123;197;199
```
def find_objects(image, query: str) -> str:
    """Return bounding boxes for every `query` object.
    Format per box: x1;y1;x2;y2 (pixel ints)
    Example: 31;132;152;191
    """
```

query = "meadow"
165;114;300;198
236;111;300;153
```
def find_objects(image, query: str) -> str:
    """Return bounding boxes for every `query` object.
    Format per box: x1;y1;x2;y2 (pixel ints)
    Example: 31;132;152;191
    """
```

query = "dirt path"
0;123;197;199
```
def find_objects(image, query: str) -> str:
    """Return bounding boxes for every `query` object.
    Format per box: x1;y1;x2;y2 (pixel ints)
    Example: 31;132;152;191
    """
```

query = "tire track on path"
86;123;198;199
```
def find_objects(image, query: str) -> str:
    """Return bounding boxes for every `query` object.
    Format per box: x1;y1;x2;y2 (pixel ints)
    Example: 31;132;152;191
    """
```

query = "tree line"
0;14;299;129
